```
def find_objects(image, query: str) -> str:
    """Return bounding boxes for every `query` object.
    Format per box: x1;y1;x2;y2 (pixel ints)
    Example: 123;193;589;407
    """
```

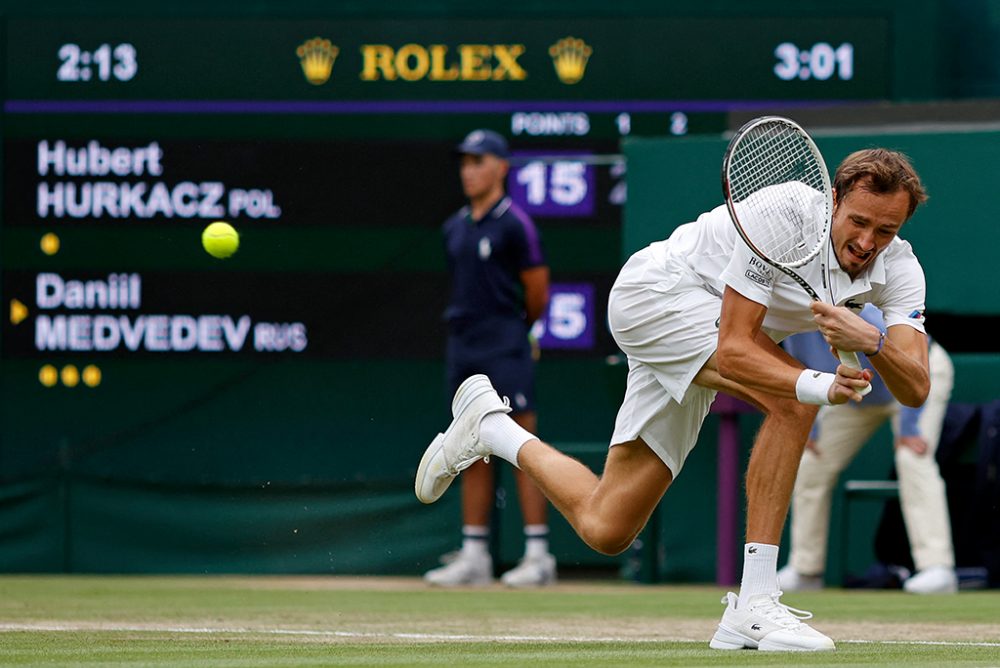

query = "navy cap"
455;129;510;159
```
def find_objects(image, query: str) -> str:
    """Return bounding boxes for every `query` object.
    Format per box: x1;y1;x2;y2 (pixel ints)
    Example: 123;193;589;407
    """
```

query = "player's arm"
520;265;550;324
864;325;929;407
716;287;869;403
810;302;929;407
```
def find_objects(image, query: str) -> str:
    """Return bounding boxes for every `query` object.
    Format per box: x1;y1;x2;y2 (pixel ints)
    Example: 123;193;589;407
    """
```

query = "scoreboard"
0;11;902;483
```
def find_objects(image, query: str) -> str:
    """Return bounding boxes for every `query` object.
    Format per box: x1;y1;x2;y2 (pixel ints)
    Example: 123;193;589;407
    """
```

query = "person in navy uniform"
424;129;556;587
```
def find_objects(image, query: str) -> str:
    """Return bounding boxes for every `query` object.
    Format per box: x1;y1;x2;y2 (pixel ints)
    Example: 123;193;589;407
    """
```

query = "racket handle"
837;349;872;397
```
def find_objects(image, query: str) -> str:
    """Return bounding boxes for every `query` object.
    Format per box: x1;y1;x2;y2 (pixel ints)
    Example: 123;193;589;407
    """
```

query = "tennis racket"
721;115;870;396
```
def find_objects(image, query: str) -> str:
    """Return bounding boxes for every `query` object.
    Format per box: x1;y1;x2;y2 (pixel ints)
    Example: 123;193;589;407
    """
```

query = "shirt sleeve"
719;240;776;306
507;204;546;271
874;241;927;335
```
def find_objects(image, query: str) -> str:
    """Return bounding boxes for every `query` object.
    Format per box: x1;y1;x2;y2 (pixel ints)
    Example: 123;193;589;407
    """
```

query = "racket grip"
837;349;872;397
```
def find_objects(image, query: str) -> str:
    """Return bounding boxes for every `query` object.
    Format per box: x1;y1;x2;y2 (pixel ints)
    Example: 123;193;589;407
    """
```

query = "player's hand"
810;302;881;354
827;363;873;404
896;435;929;455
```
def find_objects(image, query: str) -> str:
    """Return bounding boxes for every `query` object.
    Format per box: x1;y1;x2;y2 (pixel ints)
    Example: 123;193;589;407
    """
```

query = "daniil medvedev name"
34;273;307;353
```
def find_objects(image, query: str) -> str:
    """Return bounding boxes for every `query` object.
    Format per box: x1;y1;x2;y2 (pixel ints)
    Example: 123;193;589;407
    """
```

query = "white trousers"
788;342;955;575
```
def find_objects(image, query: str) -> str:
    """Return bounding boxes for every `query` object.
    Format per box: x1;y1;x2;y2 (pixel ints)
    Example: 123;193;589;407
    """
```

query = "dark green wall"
624;129;1000;316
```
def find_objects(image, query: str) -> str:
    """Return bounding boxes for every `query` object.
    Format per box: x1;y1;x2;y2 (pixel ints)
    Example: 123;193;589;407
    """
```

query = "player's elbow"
897;378;931;408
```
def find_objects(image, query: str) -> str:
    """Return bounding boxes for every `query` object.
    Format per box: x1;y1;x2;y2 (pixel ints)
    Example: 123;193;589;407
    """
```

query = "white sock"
479;413;536;468
738;543;779;606
461;525;490;558
524;524;550;560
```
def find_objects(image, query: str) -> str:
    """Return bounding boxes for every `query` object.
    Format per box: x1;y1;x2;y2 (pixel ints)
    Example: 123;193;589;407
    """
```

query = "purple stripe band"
509;202;544;266
4;98;863;115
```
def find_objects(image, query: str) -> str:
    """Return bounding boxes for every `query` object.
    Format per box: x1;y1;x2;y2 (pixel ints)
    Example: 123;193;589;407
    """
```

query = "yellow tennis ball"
202;221;240;259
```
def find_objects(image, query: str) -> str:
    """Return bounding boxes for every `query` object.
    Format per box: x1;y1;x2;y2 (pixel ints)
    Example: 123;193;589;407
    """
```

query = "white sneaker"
424;551;493;587
777;564;823;592
501;554;557;587
904;565;958;594
709;591;835;651
415;375;511;504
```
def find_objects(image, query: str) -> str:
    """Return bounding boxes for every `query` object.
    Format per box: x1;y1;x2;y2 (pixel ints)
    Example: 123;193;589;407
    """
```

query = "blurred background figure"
424;129;556;587
779;304;957;594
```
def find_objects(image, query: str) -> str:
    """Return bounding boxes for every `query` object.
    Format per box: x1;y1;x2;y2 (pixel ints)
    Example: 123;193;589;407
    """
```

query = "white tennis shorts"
607;242;720;476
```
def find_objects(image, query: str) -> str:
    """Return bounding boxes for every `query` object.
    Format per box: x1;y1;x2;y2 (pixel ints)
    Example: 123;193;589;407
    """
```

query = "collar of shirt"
823;237;888;305
463;195;512;225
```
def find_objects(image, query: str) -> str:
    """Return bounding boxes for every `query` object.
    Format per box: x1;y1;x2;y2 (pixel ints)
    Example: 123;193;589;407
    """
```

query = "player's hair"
833;148;928;219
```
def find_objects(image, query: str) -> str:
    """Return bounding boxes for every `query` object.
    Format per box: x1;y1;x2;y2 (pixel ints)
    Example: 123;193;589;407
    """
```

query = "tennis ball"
202;221;240;259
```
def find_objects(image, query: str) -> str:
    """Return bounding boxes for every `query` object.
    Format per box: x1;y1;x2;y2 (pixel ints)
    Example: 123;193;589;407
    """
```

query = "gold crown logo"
296;37;339;85
549;37;592;85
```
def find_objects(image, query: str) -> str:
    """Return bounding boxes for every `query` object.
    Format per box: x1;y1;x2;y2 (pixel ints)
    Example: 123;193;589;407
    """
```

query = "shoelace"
456;395;511;468
742;591;814;630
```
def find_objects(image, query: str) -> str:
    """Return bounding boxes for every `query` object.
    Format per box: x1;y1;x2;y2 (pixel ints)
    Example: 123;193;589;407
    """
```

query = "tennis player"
417;148;929;651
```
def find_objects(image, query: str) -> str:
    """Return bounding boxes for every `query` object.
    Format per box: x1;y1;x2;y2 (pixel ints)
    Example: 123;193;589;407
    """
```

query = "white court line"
1;623;998;648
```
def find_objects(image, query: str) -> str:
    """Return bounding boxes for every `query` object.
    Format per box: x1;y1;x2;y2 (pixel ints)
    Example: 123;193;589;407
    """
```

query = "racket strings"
728;123;830;266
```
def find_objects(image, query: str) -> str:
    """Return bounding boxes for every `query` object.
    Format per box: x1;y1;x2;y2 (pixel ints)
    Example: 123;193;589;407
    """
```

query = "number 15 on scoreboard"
508;152;595;217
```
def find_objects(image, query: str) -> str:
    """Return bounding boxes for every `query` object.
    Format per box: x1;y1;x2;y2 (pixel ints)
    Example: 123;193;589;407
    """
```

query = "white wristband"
795;369;836;405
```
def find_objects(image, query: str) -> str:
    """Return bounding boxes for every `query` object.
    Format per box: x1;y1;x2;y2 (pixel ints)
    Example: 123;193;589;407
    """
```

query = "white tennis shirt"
654;200;927;340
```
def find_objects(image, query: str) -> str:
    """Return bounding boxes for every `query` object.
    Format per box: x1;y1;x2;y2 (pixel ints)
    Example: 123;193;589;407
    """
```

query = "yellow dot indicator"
82;364;102;387
39;364;58;387
61;364;80;387
40;233;61;256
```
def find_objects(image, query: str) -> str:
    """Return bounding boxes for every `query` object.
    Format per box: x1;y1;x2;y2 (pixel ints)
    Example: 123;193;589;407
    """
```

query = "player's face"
460;153;507;201
830;183;910;279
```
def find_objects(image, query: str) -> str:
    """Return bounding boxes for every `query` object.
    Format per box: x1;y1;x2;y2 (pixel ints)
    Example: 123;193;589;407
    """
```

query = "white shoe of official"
424;552;493;587
709;591;835;651
501;554;557;587
903;565;958;594
415;375;512;504
777;564;824;592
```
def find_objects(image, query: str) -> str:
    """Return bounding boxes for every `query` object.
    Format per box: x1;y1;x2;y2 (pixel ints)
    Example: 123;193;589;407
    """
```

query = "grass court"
2;575;998;666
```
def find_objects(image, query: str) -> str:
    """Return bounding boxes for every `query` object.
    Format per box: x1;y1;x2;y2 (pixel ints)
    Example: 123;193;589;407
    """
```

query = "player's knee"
764;396;818;424
579;519;636;556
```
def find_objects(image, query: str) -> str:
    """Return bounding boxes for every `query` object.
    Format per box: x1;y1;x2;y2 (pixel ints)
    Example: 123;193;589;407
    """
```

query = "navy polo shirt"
443;196;545;355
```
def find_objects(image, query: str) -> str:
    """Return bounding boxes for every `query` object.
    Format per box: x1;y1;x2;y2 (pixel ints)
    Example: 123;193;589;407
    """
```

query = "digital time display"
774;42;854;82
57;43;138;82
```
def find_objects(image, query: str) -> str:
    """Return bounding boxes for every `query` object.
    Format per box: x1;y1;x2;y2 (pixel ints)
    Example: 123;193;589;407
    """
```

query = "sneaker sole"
709;625;755;650
425;575;494;587
709;625;835;652
415;433;448;504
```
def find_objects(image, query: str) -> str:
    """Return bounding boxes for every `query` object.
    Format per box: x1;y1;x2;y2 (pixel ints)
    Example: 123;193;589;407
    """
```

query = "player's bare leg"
517;437;671;555
693;342;834;651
